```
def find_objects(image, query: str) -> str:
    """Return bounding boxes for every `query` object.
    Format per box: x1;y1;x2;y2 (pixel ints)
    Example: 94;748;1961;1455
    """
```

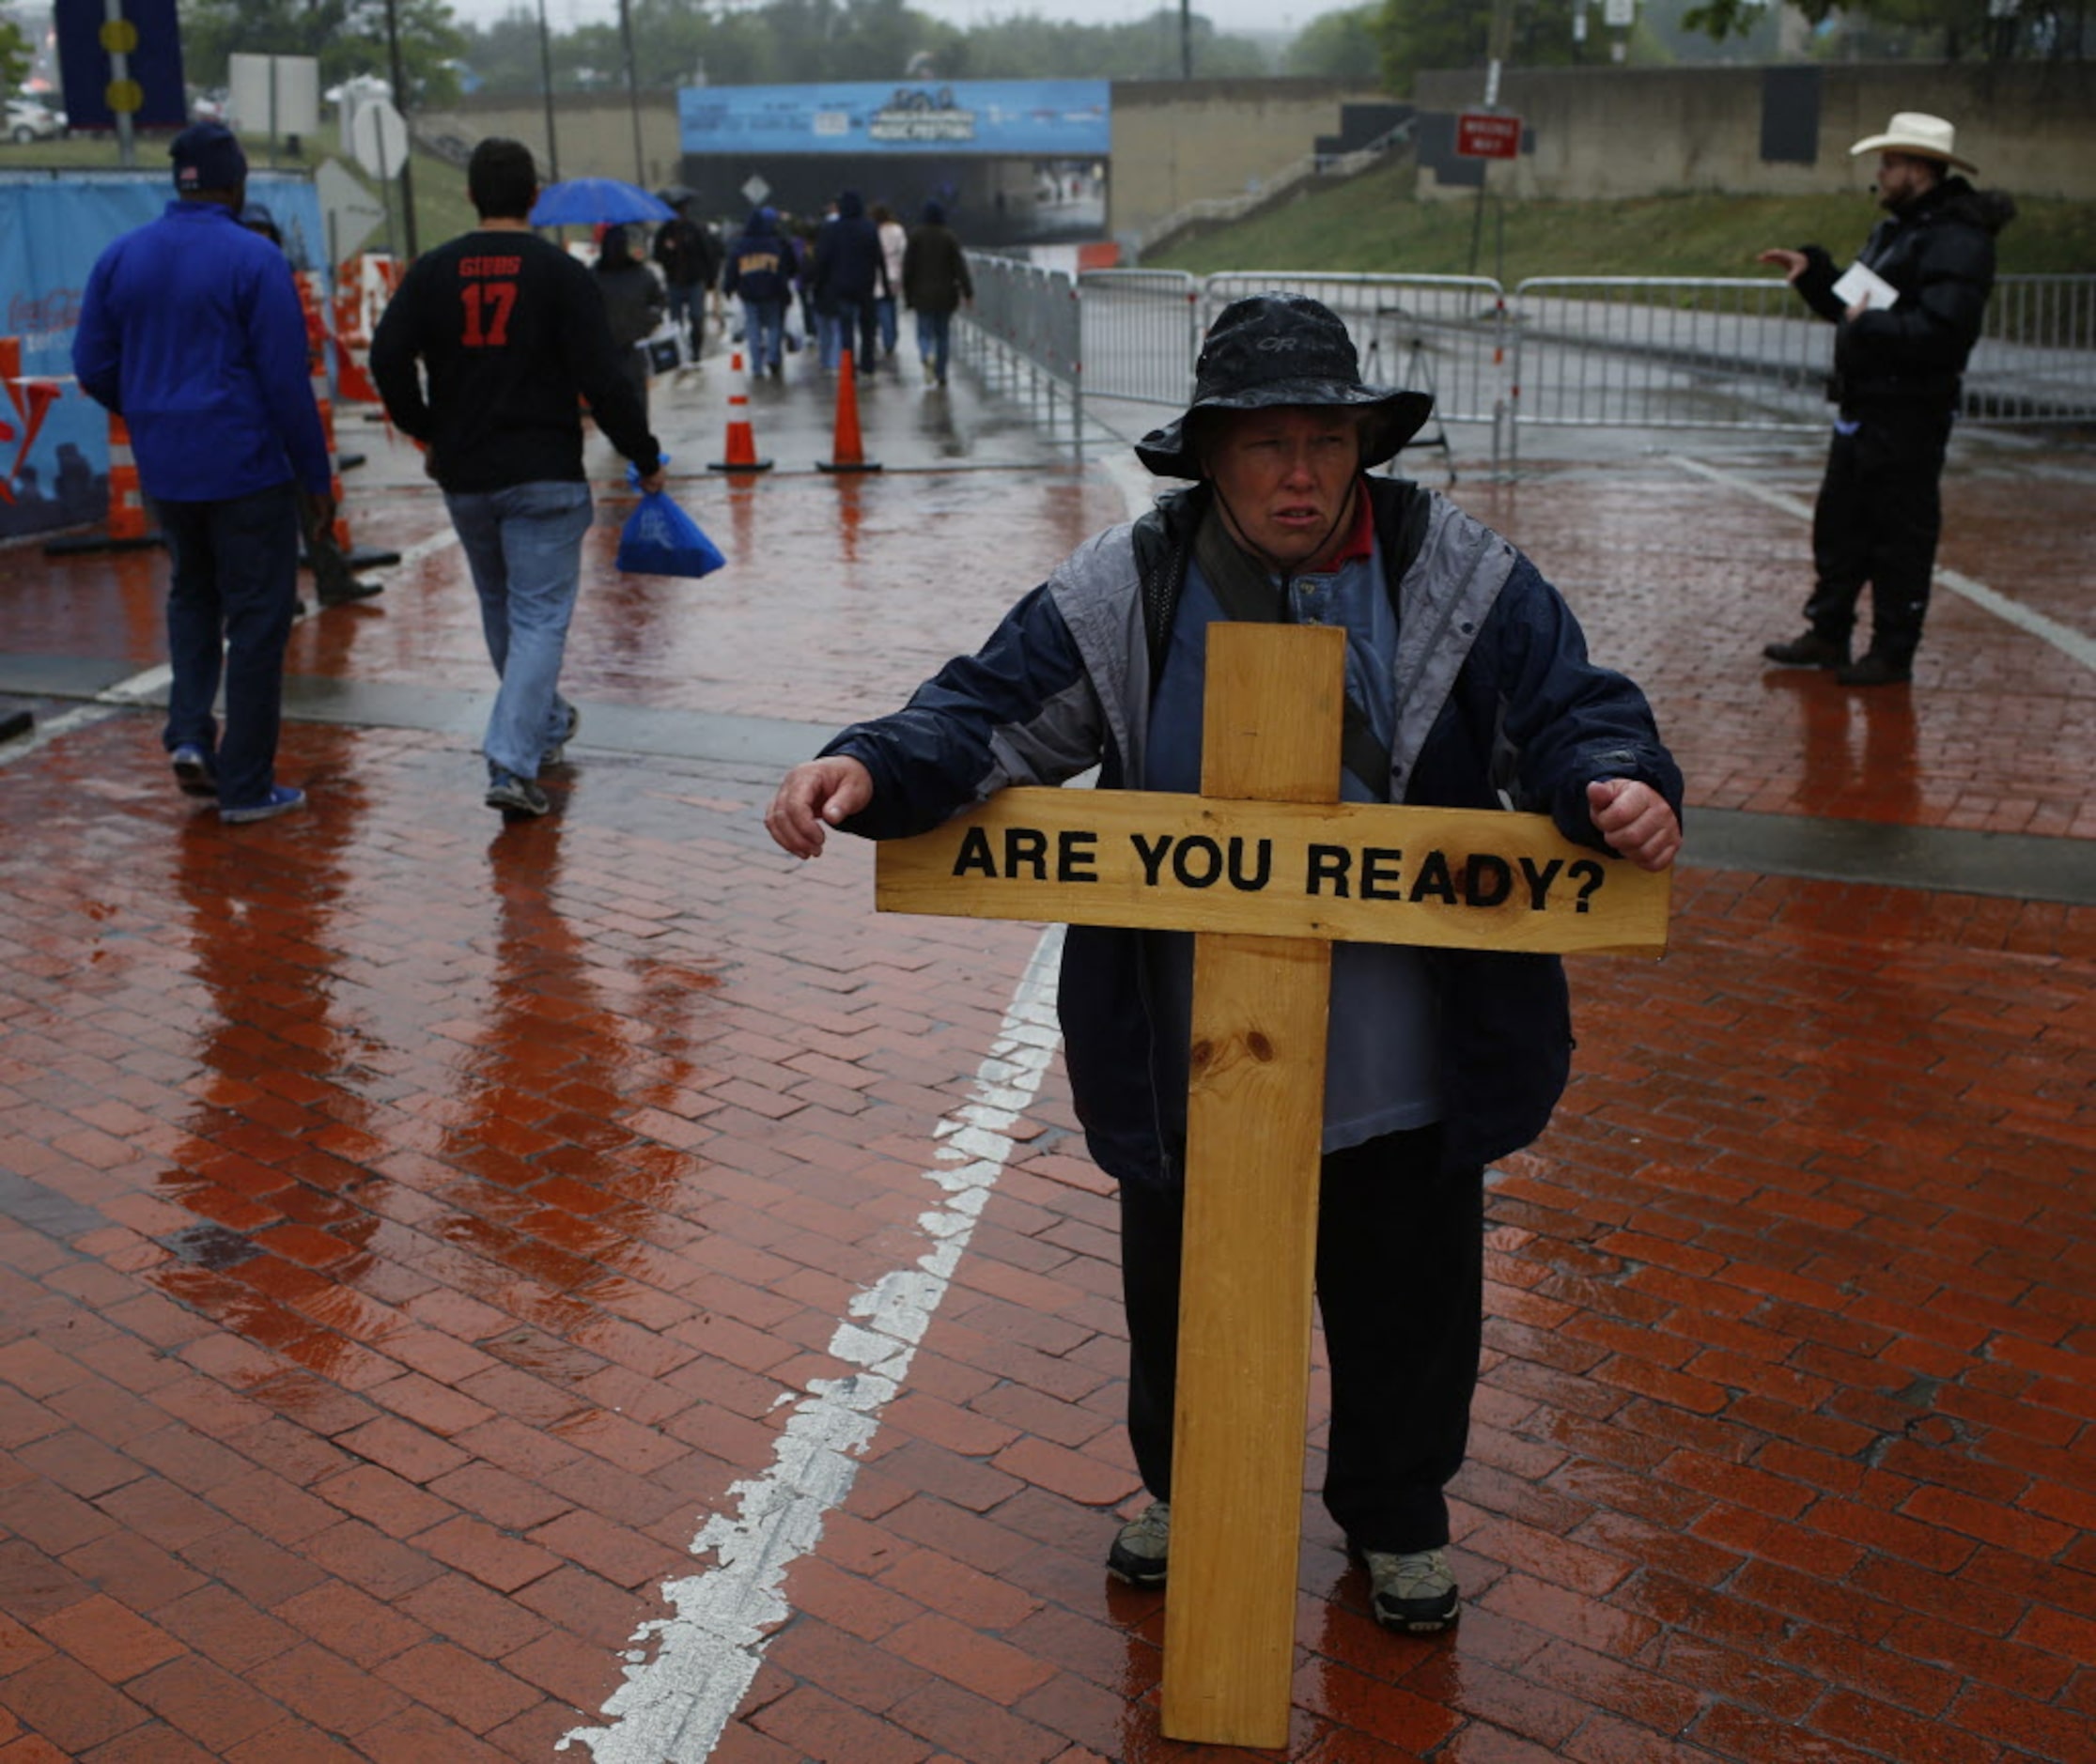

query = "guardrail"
955;261;2096;471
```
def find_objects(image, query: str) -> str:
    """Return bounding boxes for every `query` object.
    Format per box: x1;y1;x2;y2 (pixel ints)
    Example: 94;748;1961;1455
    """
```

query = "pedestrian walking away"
71;121;334;825
653;195;722;362
902;199;972;388
872;202;907;362
810;189;888;373
722;206;799;380
1756;110;2015;688
594;224;667;425
766;293;1684;1633
368;136;665;821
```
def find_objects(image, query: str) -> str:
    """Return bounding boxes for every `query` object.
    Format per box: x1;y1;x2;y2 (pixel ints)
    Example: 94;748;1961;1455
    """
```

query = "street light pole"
382;0;419;256
536;0;561;181
618;0;644;185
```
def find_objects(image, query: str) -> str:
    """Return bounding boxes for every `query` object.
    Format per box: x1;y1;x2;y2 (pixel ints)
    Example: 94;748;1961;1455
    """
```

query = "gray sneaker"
1106;1499;1170;1588
486;769;551;818
1359;1546;1459;1632
542;703;581;768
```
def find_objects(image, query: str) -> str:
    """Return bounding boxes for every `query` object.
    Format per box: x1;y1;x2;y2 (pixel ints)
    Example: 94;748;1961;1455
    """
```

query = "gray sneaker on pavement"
1359;1546;1459;1632
542;703;581;768
486;769;551;818
1106;1499;1171;1588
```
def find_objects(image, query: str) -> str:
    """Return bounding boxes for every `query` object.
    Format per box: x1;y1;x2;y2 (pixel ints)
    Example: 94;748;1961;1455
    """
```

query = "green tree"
1681;0;2070;55
2;18;30;94
1375;0;1585;93
178;0;468;103
1286;4;1380;75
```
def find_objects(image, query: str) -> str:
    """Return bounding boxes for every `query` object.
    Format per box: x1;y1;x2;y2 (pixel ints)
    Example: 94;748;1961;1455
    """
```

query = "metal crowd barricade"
957;252;1083;448
1510;272;2096;458
951;262;2096;469
1510;276;1830;454
1966;275;2096;425
1075;269;1203;410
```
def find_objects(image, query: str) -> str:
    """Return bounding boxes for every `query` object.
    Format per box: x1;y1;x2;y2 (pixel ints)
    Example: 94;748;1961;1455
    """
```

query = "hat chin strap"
1209;475;1359;586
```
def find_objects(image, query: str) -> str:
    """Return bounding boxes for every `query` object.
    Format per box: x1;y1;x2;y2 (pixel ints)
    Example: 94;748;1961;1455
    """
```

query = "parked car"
6;98;65;143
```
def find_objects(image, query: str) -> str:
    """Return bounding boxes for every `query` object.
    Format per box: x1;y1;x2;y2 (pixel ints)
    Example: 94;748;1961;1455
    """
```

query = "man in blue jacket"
809;189;889;374
73;121;334;824
768;294;1683;1635
722;207;799;380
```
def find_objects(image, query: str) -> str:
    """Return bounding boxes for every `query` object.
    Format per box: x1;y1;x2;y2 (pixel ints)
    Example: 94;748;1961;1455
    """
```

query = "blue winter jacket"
722;208;798;305
72;200;332;503
823;476;1685;1188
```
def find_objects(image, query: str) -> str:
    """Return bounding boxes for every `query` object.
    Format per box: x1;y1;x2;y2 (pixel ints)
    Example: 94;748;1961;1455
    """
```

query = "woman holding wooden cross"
769;293;1683;1634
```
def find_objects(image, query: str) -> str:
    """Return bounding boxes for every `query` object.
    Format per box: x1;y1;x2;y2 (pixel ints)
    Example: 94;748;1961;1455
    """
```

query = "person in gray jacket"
767;294;1683;1633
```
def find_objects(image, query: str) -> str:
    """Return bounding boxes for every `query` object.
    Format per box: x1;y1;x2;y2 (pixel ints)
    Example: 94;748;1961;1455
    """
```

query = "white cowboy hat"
1849;112;1976;174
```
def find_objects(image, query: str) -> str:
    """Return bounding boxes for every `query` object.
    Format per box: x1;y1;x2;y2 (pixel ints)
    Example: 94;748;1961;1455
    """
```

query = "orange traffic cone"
817;348;881;474
707;352;773;473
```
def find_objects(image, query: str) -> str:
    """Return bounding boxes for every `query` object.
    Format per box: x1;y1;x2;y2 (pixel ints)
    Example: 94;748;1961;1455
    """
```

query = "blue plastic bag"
617;461;725;580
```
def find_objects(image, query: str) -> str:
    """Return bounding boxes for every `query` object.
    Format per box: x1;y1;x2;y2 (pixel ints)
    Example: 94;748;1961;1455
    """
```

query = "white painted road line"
1674;454;2096;673
557;923;1067;1764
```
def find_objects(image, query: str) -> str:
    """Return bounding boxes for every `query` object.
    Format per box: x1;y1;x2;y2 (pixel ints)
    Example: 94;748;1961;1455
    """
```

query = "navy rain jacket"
810;190;889;307
722;209;798;305
822;476;1685;1189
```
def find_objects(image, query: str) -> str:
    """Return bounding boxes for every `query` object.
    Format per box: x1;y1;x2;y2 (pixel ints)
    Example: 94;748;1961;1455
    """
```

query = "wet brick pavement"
1;340;2092;1763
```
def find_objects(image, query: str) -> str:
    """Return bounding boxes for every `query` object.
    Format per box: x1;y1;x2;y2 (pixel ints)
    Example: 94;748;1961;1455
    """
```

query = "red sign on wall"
1455;112;1523;160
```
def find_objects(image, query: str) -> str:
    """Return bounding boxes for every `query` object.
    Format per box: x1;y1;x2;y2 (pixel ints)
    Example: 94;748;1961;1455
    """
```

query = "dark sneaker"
1762;630;1849;668
170;744;217;797
1359;1546;1460;1633
220;784;304;825
542;703;581;768
1106;1500;1171;1588
486;769;551;818
1836;652;1913;687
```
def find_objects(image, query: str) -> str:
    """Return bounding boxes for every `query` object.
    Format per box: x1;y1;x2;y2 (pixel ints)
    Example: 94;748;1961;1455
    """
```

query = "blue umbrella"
530;177;675;227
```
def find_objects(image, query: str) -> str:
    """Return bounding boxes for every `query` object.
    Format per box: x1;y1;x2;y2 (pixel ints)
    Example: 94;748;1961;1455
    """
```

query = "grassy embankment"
1146;161;2096;281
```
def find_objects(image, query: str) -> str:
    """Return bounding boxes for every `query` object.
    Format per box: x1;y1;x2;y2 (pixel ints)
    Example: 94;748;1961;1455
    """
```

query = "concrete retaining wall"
1106;77;1387;244
1413;61;2094;202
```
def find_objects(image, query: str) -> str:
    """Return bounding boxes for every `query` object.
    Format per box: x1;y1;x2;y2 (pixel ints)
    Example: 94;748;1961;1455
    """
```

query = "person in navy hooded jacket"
768;294;1683;1636
73;122;334;824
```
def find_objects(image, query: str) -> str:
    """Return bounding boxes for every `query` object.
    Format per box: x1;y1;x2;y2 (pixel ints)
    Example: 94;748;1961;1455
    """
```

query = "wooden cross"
876;624;1669;1747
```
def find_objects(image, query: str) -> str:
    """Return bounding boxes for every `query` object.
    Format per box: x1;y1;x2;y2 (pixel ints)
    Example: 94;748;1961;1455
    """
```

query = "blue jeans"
876;295;898;357
741;297;787;372
666;280;705;349
916;308;955;384
443;480;594;780
155;481;301;812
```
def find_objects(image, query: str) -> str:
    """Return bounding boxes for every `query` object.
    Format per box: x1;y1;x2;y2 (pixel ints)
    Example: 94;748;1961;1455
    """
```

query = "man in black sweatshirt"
371;137;666;817
1756;112;2014;689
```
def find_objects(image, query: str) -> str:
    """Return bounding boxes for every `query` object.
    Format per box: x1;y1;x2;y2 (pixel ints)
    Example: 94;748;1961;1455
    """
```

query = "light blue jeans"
916;308;955;384
444;480;594;780
740;297;787;372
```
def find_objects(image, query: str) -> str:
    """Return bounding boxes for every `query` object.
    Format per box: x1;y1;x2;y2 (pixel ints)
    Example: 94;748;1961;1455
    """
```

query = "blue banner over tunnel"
678;81;1110;159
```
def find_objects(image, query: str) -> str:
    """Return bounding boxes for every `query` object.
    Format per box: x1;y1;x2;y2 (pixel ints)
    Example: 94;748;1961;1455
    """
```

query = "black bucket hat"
1136;293;1435;479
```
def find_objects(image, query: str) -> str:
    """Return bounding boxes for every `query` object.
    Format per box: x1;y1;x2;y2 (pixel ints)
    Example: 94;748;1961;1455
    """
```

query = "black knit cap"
170;122;247;194
1135;293;1434;479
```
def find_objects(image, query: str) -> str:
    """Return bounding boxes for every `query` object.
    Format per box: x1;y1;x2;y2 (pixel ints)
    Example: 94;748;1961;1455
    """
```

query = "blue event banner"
677;81;1110;159
0;173;327;541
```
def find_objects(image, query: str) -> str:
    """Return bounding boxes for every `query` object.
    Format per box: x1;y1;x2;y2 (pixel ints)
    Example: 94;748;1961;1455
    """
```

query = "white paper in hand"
1831;261;1900;311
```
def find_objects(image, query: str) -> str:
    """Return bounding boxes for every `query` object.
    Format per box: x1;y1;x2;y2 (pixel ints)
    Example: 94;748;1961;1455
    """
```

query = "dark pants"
1806;407;1954;664
155;482;302;812
1119;1125;1484;1555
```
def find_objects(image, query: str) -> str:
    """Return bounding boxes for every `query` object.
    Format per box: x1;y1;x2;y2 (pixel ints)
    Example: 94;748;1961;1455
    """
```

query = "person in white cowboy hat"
766;293;1683;1635
1755;113;2016;687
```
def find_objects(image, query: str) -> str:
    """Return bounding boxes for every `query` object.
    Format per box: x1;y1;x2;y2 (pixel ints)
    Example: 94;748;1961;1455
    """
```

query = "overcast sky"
450;0;1314;44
